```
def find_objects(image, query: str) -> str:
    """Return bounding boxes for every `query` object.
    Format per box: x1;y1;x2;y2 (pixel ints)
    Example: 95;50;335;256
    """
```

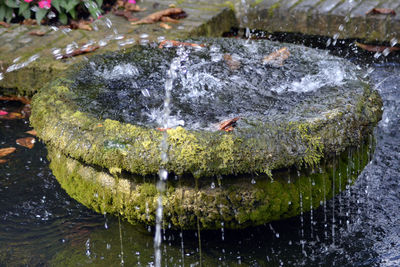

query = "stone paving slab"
0;0;237;96
243;0;400;44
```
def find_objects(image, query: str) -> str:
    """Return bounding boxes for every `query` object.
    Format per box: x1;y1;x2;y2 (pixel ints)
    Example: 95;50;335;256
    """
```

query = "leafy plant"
0;0;105;25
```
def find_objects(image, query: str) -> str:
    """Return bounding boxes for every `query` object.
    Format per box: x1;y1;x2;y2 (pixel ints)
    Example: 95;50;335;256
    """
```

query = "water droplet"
382;48;390;57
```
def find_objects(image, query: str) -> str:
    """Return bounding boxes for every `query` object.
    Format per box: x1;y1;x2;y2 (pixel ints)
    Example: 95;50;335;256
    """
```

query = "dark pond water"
1;49;399;266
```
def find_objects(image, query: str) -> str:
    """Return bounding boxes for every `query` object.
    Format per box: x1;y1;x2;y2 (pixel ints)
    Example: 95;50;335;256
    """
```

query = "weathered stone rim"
30;41;382;178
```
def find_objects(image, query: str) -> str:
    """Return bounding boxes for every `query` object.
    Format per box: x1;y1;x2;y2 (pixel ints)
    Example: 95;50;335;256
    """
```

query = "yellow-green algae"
30;77;381;178
48;136;371;229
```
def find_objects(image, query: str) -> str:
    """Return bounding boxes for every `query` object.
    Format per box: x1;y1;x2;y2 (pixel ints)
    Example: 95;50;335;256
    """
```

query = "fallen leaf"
125;3;146;12
131;8;186;25
263;47;290;67
113;9;138;21
355;42;400;52
60;45;99;59
366;8;396;16
22;19;37;25
156;127;172;131
159;22;172;30
223;54;241;71
219;117;240;132
29;30;46;36
70;20;93;31
160;16;180;23
0;96;31;104
0;112;23;120
26;129;37;136
0;159;7;164
0;147;16;158
0;110;8;116
16;137;36;149
0;21;10;28
158;40;206;49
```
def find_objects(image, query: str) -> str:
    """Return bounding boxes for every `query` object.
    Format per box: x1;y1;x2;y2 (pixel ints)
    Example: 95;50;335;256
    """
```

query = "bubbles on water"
251;178;256;184
210;182;216;189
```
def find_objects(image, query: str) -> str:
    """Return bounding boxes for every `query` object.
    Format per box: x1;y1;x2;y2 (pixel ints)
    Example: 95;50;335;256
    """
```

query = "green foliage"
0;0;105;25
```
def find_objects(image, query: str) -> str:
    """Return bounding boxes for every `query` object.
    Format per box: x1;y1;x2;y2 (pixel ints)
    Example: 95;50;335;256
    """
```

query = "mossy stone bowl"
31;38;382;229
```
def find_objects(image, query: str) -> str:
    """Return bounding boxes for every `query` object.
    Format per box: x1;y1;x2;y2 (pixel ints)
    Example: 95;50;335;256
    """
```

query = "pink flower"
128;0;136;4
38;0;51;9
0;110;8;116
24;0;33;2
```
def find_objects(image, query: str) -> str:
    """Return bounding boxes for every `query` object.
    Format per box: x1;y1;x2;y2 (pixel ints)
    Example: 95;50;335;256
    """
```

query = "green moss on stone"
48;137;371;229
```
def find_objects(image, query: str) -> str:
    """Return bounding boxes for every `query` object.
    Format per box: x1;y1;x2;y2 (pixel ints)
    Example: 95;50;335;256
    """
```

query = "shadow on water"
1;44;400;266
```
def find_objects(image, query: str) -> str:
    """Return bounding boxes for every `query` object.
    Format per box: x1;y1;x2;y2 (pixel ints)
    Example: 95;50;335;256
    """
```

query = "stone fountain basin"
30;38;382;229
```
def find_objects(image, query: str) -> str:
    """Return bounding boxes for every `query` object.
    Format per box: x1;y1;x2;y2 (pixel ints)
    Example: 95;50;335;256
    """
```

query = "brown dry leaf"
113;9;139;21
0;147;16;158
263;47;290;67
60;45;99;59
366;8;396;16
159;22;172;30
0;21;10;28
156;127;172;132
219;117;240;132
0;96;31;104
70;20;93;31
29;30;46;36
160;16;180;23
0;112;23;120
158;40;206;49
131;8;186;25
0;159;8;164
125;3;146;12
26;130;37;136
22;19;37;25
16;137;36;149
223;54;241;71
355;42;400;53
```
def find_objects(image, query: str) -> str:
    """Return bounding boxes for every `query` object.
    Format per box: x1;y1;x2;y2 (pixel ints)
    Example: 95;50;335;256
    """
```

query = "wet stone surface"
0;0;237;96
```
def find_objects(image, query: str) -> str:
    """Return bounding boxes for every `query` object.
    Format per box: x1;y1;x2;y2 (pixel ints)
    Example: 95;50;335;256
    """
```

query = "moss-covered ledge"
48;137;371;229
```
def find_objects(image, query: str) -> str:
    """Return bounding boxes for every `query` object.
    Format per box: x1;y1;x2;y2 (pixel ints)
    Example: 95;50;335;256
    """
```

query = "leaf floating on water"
60;45;100;59
0;21;10;28
16;137;36;149
158;40;205;49
263;47;290;67
223;54;241;71
159;22;172;30
366;8;396;16
219;117;240;132
29;30;46;36
131;8;187;25
26;129;37;136
0;147;16;158
355;42;400;52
